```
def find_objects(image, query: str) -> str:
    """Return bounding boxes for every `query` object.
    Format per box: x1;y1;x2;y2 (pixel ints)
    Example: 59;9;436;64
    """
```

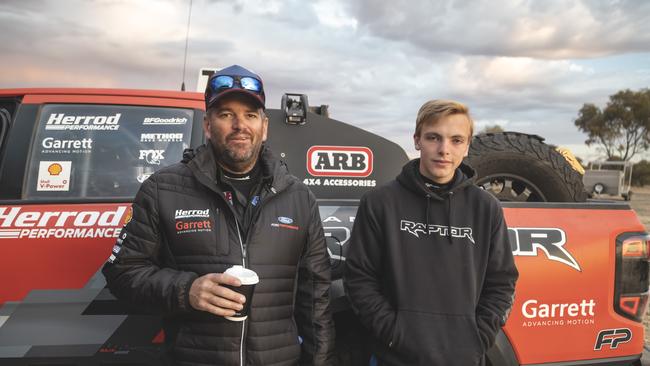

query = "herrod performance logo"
0;206;127;239
45;113;120;131
174;208;213;235
307;146;373;177
509;227;580;271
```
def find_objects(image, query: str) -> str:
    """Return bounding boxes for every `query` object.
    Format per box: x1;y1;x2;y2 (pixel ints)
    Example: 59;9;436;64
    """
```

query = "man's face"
203;95;268;173
414;113;471;184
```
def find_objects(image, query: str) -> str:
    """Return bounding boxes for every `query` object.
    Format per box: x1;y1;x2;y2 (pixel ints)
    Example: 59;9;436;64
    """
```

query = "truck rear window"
24;104;193;199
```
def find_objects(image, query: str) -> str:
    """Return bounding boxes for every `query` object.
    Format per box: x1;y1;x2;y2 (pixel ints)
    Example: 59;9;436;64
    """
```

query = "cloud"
1;0;649;162
343;0;650;58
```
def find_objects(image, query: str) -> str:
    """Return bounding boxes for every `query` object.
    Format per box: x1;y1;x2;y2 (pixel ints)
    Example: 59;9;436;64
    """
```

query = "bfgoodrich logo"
143;117;188;125
307;146;373;177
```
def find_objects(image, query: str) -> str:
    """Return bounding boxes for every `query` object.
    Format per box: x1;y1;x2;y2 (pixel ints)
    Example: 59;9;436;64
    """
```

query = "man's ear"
202;114;211;140
414;134;421;150
262;115;269;142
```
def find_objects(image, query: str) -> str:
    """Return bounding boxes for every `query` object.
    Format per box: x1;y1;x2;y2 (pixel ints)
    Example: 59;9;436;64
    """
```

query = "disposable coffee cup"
223;265;259;321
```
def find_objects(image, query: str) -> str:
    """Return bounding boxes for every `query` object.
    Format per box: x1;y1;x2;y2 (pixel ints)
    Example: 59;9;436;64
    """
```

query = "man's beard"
209;131;263;172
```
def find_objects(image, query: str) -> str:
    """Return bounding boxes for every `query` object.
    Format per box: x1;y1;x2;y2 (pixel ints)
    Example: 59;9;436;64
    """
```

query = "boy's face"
414;113;471;184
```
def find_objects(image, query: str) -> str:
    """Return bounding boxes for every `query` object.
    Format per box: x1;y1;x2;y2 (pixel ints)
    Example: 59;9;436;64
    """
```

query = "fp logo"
307;146;373;177
139;150;165;165
594;328;632;350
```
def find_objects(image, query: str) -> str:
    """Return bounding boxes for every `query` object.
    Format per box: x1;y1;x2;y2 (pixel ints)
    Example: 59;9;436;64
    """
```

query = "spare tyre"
465;132;588;202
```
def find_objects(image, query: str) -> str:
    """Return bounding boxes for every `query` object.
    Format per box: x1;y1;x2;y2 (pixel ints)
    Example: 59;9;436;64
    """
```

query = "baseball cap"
204;65;266;110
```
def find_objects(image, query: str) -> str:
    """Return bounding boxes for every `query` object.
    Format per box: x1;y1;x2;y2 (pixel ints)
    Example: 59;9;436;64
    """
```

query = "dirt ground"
624;186;650;344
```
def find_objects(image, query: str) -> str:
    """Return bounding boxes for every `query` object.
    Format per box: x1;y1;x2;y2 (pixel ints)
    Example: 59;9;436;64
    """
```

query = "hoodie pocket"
391;310;483;365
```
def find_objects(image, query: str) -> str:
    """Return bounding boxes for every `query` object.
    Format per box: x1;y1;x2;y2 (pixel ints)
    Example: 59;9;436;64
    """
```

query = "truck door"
0;92;202;365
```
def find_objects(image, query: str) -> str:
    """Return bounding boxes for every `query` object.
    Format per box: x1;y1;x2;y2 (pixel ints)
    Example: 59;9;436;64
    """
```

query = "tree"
480;124;504;134
574;89;650;161
632;160;650;186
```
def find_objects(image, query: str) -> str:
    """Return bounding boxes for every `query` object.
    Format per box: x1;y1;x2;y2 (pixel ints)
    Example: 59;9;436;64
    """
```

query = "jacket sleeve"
295;191;335;366
343;194;397;348
102;176;198;315
476;202;518;350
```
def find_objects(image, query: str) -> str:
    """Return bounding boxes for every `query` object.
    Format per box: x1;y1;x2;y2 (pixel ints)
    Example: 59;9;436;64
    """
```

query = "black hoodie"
344;159;518;366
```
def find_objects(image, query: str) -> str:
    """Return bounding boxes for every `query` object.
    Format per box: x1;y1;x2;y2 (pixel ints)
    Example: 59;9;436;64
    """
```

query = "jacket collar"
396;158;476;199
186;143;293;194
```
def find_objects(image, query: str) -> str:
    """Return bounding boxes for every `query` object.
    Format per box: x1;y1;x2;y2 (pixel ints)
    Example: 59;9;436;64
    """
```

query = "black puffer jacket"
102;144;334;366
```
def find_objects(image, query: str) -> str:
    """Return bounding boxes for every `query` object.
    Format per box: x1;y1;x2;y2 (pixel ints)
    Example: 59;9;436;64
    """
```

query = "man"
103;65;334;366
344;100;518;365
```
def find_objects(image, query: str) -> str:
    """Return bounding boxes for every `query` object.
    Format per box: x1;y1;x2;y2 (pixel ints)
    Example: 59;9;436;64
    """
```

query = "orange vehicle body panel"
503;206;645;364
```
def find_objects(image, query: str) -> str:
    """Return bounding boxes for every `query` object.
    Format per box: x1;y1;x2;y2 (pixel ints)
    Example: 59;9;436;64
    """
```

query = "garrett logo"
307;146;373;177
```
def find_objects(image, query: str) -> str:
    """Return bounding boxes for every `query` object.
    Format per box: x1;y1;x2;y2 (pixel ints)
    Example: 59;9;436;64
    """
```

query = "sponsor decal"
400;219;475;244
271;216;299;231
136;173;151;183
123;207;133;225
509;227;580;271
174;208;213;235
142;117;188;125
41;137;93;154
521;299;596;327
174;209;210;219
278;216;293;225
37;161;71;191
594;328;632;350
45;113;120;131
140;133;184;142
303;178;377;187
175;219;212;234
322;215;355;223
112;245;121;254
0;206;127;239
224;191;233;206
324;226;351;261
251;196;260;206
307;146;373;177
139;149;165;165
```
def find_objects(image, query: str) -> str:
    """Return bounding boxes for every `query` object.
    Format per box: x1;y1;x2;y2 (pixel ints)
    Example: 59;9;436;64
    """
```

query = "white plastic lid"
225;265;259;285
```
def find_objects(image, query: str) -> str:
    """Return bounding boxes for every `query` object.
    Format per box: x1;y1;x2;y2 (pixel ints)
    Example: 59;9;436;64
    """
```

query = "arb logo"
307;146;373;177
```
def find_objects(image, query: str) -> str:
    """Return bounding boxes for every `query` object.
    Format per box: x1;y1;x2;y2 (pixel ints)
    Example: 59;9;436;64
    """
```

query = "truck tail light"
615;234;650;322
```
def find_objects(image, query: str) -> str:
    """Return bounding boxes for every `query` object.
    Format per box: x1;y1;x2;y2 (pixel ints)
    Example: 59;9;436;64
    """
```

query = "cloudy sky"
2;0;650;161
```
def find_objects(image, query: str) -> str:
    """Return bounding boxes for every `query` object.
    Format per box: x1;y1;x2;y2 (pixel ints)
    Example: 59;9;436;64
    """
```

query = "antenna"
181;0;193;91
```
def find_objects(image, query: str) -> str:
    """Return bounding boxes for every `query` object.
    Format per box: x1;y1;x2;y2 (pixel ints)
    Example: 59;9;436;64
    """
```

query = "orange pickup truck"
0;88;647;366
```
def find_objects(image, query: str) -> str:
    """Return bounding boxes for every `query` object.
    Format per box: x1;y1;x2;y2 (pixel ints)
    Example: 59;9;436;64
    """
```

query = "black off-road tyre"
465;132;588;202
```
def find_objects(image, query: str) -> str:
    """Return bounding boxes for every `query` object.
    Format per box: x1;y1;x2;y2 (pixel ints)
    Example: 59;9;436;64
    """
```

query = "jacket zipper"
235;185;277;366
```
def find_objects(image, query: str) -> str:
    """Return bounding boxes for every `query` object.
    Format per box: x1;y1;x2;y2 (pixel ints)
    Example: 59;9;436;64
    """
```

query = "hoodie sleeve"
475;202;518;350
102;176;198;315
344;194;397;348
295;191;335;366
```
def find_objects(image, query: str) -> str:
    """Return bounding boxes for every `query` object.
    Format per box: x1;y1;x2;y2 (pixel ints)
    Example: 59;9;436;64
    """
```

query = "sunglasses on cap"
209;75;263;94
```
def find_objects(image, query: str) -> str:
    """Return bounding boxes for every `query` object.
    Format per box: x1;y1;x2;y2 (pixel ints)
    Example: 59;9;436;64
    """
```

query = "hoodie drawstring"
425;194;431;230
446;191;454;244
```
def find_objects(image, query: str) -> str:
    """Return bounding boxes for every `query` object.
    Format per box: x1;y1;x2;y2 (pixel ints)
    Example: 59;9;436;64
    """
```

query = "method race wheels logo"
307;146;373;177
594;328;632;350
